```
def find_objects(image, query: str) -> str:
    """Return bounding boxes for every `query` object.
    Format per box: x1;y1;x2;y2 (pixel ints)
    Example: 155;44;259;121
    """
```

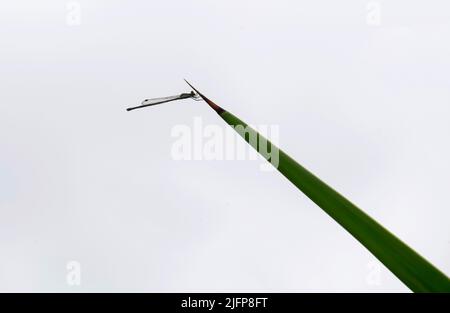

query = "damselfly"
126;91;201;111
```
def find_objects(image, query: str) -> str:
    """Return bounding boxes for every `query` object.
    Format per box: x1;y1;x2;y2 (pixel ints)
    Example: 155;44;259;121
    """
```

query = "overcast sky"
1;0;449;292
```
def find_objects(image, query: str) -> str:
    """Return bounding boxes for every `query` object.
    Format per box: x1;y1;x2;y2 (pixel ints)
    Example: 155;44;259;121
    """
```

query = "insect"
126;91;202;111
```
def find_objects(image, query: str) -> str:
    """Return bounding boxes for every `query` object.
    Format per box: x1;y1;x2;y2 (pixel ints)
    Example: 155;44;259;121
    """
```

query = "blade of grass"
185;80;450;292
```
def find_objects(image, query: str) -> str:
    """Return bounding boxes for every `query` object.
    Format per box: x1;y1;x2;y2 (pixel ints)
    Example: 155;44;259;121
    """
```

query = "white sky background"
1;0;449;292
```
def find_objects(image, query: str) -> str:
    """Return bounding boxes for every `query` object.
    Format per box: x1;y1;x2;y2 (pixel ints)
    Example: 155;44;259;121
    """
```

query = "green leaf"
221;110;449;292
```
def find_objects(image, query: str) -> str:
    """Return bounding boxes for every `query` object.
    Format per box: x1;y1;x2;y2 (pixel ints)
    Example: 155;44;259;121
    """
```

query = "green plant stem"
221;110;450;292
185;80;450;292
